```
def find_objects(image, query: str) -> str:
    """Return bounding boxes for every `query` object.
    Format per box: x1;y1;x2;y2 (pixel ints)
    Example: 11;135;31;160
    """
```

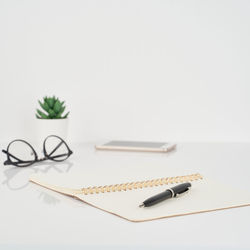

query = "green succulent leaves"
36;96;69;119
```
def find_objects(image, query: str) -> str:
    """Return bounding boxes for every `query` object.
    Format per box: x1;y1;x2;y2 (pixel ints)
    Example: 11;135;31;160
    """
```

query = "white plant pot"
36;118;69;145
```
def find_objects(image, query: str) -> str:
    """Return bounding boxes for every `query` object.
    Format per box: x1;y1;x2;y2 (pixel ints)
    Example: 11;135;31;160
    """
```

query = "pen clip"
175;187;190;198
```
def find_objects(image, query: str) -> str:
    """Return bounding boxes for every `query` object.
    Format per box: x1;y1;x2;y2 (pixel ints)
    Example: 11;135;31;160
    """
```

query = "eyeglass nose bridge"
36;156;48;162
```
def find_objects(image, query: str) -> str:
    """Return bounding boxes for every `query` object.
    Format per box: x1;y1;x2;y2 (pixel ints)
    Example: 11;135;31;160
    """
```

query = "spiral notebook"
29;170;250;222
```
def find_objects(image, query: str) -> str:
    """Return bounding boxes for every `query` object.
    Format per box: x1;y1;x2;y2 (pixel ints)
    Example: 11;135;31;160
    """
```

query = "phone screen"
103;141;168;148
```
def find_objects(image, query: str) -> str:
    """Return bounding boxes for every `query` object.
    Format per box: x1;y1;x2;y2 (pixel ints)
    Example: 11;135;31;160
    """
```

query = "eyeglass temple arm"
2;150;34;165
2;150;23;162
49;152;73;160
47;141;64;157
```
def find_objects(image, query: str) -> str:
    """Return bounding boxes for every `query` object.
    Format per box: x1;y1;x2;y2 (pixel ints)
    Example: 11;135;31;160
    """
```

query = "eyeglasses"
2;135;73;167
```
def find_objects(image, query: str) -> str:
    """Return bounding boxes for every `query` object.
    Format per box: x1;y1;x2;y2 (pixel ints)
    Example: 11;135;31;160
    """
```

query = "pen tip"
139;203;145;208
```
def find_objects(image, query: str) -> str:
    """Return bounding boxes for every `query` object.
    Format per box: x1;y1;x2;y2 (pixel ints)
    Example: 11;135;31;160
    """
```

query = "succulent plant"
36;96;69;119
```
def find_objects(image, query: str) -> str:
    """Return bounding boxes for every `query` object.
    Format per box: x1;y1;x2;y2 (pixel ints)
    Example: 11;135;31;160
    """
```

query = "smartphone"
95;141;176;153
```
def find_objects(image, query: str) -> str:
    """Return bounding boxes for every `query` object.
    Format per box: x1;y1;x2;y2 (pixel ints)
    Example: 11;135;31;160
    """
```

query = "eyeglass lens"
7;140;36;167
44;136;71;162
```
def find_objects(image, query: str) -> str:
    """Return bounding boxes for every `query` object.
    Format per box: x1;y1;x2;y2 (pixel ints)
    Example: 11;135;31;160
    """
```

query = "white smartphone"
95;141;176;153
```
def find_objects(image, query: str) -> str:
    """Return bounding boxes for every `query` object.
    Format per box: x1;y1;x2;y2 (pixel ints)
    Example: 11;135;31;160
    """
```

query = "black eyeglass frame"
2;135;73;167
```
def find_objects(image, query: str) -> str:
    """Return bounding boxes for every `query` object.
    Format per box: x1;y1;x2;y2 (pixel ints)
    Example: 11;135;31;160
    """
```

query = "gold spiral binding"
81;173;203;195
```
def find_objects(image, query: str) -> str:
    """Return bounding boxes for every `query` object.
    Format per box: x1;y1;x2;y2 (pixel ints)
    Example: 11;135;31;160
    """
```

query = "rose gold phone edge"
95;143;176;153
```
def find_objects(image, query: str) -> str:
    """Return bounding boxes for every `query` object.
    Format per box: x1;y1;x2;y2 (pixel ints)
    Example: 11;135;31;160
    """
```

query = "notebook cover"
29;172;250;222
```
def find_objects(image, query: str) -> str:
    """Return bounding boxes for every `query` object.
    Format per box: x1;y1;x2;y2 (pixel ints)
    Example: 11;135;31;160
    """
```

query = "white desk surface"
1;142;250;249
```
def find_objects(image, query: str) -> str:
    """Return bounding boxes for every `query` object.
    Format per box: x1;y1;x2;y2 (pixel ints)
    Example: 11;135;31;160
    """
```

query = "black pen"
139;182;191;208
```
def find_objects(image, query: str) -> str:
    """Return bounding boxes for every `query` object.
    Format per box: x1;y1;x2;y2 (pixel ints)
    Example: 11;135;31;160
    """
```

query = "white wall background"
0;0;250;143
